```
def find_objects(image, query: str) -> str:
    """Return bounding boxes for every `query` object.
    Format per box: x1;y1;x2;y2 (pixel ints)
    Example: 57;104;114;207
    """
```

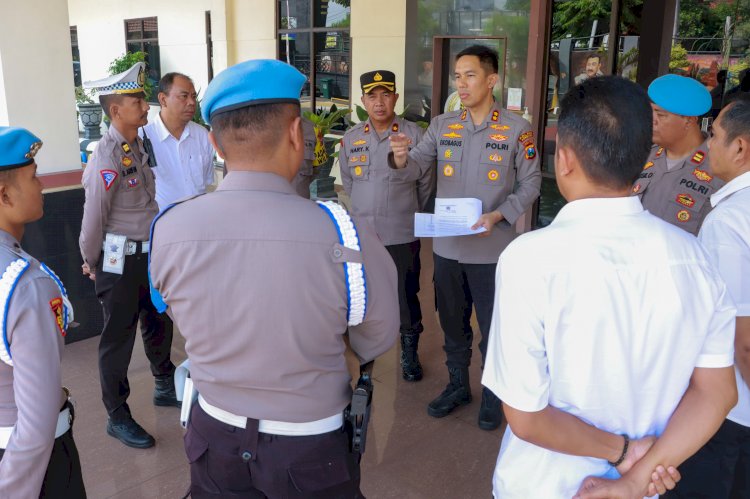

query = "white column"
0;0;80;175
226;0;276;64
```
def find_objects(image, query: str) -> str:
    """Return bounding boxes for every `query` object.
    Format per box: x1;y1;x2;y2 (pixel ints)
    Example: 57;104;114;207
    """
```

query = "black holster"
344;372;373;459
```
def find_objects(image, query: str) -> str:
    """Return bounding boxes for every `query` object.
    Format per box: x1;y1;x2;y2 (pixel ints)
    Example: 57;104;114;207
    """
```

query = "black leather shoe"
400;333;423;382
427;367;471;418
106;417;155;448
478;387;502;431
154;376;181;408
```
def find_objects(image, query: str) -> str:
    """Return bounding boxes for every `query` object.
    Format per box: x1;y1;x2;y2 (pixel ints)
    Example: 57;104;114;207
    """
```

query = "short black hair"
99;94;124;119
720;94;750;145
210;102;300;154
558;76;652;190
158;72;193;96
456;45;499;74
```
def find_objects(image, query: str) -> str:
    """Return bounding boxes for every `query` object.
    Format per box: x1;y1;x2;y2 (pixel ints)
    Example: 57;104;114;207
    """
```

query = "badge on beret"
444;149;453;159
443;164;454;177
353;139;366;146
24;141;43;160
121;142;131;154
491;110;499;122
692;168;712;183
443;131;462;139
656;147;664;157
525;145;537;160
487;169;499;181
100;170;118;191
490;124;510;131
49;297;65;337
448;123;464;130
489;134;508;142
122;156;132;167
676;193;695;208
489;154;502;163
354;166;363;177
691;151;705;164
392;123;399;133
643;161;654;170
519;131;534;143
676;209;691;222
632;184;642;194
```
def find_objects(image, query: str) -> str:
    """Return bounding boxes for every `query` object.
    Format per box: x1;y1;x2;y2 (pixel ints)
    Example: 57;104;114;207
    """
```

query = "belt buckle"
126;241;137;255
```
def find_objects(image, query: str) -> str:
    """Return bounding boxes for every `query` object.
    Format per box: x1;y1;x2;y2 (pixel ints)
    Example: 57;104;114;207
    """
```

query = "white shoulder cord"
0;259;31;366
316;201;367;326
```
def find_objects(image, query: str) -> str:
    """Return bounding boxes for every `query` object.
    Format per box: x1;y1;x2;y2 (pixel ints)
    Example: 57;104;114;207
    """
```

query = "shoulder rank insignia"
632;183;642;194
676;193;695;207
643;161;654;170
353;139;366;146
100;170;118;191
448;123;464;130
691;151;705;164
676;210;691;222
460;110;467;121
692;168;712;183
392;123;399;133
491;110;499;122
121;142;131;154
489;134;508;142
363;124;370;134
443;131;462;139
655;146;664;157
490;124;510;131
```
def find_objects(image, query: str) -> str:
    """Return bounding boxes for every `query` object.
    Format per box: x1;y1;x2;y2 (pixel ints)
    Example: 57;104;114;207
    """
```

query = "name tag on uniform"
102;233;127;275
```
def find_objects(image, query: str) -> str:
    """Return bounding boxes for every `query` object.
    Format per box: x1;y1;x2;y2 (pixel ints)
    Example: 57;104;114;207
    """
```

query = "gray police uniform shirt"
291;118;319;198
392;103;541;264
0;231;66;497
150;171;399;422
340;117;432;246
80;124;159;267
632;140;724;235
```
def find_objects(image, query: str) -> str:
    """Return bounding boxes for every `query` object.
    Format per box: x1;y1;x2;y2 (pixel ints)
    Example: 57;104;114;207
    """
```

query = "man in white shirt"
482;76;738;499
142;73;215;210
665;95;750;497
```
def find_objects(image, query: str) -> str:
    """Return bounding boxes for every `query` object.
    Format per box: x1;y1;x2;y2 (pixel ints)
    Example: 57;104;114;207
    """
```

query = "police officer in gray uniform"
80;62;178;449
0;127;85;497
150;59;399;497
632;74;724;235
341;70;433;381
291;117;322;198
390;45;541;430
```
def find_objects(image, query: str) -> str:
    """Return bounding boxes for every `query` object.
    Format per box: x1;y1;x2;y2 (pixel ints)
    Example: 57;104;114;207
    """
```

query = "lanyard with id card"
102;233;127;274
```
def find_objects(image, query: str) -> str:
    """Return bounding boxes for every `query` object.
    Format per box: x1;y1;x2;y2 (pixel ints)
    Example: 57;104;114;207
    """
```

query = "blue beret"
202;59;306;124
0;127;42;170
648;74;711;117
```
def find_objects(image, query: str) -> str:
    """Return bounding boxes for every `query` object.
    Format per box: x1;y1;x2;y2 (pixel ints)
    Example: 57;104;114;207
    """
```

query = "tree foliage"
551;0;643;41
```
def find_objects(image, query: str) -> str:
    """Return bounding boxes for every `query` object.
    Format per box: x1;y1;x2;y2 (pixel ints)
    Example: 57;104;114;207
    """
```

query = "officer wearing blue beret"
80;62;179;450
149;59;399;497
0;127;85;497
631;74;724;234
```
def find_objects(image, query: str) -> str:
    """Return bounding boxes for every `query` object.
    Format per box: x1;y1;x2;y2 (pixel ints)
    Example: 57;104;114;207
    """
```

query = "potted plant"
303;104;351;198
75;86;103;140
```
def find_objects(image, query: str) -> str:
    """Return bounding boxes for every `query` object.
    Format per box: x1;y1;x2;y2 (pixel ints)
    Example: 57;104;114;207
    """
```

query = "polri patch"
525;145;537;160
49;297;65;336
518;131;534;143
100;170;118;191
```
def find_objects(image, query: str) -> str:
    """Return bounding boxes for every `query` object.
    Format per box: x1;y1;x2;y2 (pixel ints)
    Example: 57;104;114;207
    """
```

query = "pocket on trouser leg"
287;456;354;498
185;425;255;497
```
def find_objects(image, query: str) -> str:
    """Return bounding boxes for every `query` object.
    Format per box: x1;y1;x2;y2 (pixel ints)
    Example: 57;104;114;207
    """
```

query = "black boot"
400;333;423;382
478;387;502;431
106;416;155;448
427;367;471;418
154;375;181;408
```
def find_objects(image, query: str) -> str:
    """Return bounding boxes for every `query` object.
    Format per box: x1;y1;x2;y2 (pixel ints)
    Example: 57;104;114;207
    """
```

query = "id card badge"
102;233;127;275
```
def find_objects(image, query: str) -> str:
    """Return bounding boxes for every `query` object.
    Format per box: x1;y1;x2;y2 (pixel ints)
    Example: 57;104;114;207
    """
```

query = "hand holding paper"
414;198;488;237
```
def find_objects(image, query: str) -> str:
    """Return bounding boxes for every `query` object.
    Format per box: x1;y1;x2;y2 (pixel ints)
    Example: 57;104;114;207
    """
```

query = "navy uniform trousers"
95;248;175;421
385;240;423;336
185;404;363;498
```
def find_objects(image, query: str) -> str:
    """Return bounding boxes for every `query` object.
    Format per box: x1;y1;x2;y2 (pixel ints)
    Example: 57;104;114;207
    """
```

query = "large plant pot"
310;137;338;199
77;102;103;140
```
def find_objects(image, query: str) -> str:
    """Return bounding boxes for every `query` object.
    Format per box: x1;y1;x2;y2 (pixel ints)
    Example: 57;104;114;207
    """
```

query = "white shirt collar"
153;112;191;143
711;171;750;207
552;196;643;225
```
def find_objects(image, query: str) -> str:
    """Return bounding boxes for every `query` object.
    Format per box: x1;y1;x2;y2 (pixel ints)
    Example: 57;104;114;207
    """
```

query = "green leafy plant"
75;86;95;104
302;104;352;136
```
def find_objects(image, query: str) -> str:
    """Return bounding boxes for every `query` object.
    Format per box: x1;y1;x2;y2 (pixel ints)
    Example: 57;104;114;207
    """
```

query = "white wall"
0;0;81;174
225;0;276;64
68;0;214;98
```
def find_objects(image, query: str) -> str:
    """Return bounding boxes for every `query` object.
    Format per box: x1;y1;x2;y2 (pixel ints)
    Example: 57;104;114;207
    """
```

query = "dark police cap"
201;59;306;124
0;127;43;170
360;71;396;94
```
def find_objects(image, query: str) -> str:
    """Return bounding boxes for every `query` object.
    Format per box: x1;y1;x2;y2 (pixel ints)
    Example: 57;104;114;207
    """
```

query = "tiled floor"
63;239;502;498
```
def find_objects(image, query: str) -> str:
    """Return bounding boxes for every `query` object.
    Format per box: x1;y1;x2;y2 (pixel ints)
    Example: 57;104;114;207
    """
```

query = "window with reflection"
278;0;351;112
125;17;161;102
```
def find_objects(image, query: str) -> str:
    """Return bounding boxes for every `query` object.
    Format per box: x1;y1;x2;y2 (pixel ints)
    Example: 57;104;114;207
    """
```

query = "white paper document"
414;198;487;237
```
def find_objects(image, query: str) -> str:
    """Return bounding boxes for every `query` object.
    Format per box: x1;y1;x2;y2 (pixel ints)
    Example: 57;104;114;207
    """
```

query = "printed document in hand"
414;198;487;237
